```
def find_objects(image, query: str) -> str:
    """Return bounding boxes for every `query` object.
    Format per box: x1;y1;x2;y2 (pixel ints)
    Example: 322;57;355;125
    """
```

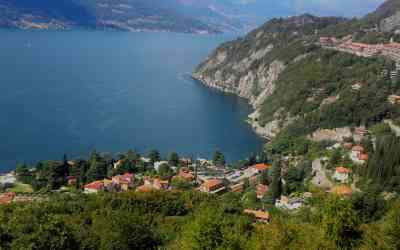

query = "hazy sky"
291;0;386;17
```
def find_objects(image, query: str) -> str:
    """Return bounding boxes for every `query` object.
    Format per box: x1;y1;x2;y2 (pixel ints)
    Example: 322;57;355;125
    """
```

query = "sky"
287;0;386;17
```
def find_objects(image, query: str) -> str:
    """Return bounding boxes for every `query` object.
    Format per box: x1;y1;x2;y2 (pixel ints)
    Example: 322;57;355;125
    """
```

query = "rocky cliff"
193;14;345;138
194;1;400;143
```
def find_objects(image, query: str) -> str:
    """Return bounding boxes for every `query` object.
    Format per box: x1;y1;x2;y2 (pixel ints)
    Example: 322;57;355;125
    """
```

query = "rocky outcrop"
248;109;295;139
380;11;400;33
193;55;286;139
250;61;285;108
308;128;353;142
193;14;347;139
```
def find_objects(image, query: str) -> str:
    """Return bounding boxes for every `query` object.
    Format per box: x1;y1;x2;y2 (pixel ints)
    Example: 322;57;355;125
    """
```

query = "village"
0;131;374;223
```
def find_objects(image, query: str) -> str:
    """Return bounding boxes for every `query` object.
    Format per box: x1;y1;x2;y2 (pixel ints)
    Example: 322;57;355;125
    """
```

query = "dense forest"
0;189;399;250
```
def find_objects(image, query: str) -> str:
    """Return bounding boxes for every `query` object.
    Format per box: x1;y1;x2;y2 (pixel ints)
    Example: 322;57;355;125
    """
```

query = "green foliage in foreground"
0;190;398;250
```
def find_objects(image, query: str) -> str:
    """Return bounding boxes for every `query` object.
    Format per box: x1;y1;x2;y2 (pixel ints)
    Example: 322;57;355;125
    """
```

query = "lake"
0;30;264;171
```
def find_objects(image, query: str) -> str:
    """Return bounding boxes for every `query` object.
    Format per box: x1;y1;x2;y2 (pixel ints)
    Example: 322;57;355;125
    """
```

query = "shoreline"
191;74;271;141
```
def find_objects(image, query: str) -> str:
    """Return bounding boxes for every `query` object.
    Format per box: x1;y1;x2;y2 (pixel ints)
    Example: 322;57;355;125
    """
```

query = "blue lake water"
0;30;264;171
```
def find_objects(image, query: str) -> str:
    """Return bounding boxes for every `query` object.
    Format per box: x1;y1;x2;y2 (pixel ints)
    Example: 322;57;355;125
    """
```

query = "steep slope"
194;3;400;142
365;0;400;32
193;14;346;138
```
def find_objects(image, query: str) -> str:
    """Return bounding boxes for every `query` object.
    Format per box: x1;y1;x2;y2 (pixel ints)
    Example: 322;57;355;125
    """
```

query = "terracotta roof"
204;179;223;189
384;43;400;49
178;171;194;180
335;166;351;174
153;179;162;189
352;145;364;152
0;192;16;205
358;154;369;161
343;142;353;150
244;209;270;220
84;181;104;190
253;163;271;172
331;185;353;196
136;185;153;193
113;173;134;183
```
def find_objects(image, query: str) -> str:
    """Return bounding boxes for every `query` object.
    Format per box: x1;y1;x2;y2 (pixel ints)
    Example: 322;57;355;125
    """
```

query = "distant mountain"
0;0;239;33
0;0;385;33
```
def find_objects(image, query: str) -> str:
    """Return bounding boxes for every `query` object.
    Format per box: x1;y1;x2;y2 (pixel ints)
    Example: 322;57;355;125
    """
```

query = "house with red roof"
329;185;353;196
319;37;338;47
200;179;226;194
350;145;365;163
0;192;16;205
136;185;154;193
112;173;135;191
358;154;369;162
84;181;105;193
153;178;169;190
67;176;77;186
333;167;351;183
176;170;194;182
140;176;169;191
252;163;271;173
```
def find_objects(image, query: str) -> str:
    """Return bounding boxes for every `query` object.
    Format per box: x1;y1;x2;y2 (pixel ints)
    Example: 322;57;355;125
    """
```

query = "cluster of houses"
319;36;400;80
197;163;271;195
319;36;400;60
84;172;135;193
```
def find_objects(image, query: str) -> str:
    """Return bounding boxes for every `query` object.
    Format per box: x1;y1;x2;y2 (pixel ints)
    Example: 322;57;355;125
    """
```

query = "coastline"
191;74;271;141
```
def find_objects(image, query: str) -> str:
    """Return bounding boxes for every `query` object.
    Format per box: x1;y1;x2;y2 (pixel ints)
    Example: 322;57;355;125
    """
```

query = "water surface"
0;30;264;171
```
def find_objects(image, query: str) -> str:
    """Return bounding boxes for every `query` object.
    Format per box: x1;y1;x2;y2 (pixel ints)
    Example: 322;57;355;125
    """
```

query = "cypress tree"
270;159;282;201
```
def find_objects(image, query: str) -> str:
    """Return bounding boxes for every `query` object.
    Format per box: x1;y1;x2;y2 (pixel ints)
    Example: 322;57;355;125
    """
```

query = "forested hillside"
194;0;400;141
0;190;399;249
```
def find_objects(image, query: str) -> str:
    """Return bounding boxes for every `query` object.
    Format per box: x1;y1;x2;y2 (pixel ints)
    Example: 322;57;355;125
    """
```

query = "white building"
275;196;304;210
154;161;169;172
333;167;351;183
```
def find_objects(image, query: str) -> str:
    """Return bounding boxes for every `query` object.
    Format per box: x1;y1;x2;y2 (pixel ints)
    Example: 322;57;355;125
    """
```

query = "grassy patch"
7;182;33;193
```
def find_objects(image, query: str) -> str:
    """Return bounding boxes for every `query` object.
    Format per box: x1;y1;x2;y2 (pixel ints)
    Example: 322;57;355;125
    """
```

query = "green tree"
171;177;193;190
270;159;283;201
10;215;80;250
89;210;161;250
213;150;226;166
330;149;342;166
322;195;360;249
258;170;270;185
126;149;140;162
148;149;161;164
242;191;257;209
86;151;107;182
181;206;249;250
15;164;32;184
158;163;173;180
168;152;180;167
